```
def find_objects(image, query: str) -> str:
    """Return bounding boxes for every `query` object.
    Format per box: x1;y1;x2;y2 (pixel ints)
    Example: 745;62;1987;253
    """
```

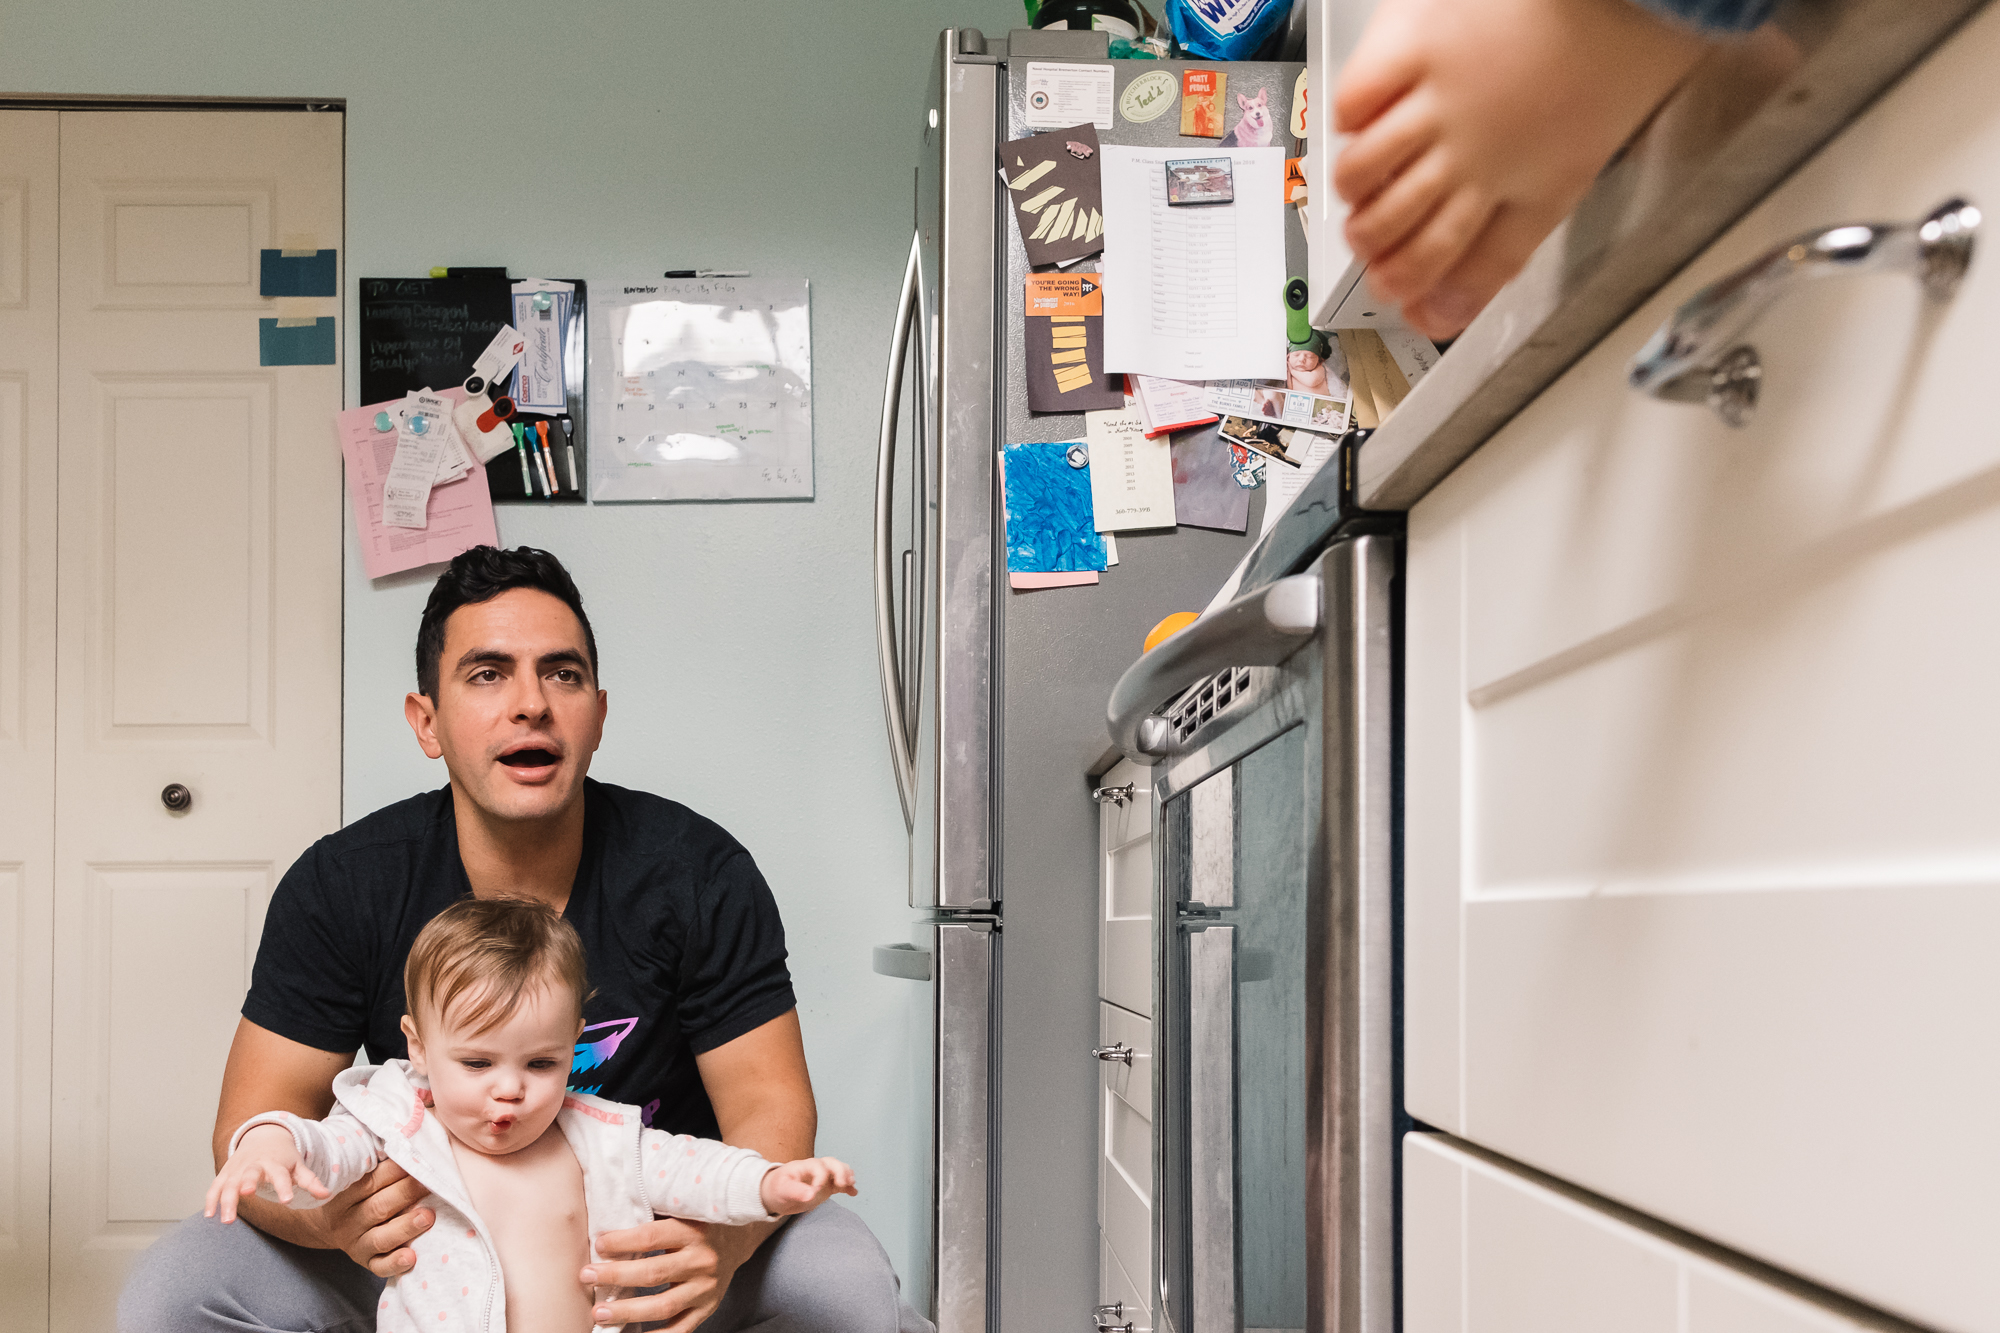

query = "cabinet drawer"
1403;3;2000;1329
1099;758;1155;1017
1405;1135;1889;1333
1099;1002;1152;1304
1101;1236;1152;1333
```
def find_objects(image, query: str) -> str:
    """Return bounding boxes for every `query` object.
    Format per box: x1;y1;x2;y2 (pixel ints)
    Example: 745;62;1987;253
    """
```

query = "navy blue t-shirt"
241;779;795;1139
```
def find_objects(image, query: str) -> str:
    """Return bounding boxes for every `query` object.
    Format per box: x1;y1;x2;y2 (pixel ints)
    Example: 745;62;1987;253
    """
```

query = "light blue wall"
0;0;1029;1289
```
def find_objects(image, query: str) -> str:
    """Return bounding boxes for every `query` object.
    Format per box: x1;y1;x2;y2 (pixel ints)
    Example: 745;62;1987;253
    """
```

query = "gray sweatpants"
117;1198;934;1333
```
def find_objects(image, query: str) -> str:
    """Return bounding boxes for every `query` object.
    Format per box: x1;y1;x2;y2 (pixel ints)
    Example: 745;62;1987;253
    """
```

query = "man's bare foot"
1332;0;1716;338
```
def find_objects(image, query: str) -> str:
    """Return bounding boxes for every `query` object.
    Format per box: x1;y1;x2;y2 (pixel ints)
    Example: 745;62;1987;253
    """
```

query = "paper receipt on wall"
1024;62;1115;131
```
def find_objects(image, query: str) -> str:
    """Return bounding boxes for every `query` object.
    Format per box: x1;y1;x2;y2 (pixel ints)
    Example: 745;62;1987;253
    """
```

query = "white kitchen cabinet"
1098;1001;1153;1328
1098;757;1155;1019
1096;757;1156;1329
1404;1134;1890;1333
1402;2;2000;1328
1304;0;1398;331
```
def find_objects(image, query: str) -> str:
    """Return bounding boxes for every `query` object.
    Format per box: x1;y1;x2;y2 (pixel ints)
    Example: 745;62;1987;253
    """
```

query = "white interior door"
0;108;59;1333
1403;7;2000;1331
48;110;343;1328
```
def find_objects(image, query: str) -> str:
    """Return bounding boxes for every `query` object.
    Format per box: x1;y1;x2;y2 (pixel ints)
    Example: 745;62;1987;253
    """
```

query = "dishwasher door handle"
1106;574;1321;762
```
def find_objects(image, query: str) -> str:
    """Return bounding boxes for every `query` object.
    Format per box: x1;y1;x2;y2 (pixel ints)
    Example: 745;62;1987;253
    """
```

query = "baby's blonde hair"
404;896;591;1036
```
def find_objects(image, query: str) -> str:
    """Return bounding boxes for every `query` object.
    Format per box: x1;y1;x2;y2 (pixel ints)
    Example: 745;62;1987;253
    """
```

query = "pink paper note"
338;388;499;579
1009;571;1100;589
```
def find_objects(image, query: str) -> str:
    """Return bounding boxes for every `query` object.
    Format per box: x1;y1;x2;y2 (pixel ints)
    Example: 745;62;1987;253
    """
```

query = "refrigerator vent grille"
1168;666;1253;743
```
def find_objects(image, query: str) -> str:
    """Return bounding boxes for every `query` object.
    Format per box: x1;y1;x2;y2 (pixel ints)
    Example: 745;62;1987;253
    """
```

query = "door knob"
161;783;193;812
1092;1042;1133;1064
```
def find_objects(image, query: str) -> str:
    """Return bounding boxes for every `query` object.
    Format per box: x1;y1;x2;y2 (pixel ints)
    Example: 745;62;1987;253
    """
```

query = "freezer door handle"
874;231;923;828
1106;574;1321;762
934;921;995;1333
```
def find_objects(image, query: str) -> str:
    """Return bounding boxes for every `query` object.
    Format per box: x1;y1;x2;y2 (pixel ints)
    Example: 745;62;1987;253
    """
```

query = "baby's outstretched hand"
759;1156;858;1216
204;1123;329;1224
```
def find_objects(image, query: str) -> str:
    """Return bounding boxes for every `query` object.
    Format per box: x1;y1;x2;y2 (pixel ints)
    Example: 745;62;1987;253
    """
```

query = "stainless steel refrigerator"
870;28;1309;1333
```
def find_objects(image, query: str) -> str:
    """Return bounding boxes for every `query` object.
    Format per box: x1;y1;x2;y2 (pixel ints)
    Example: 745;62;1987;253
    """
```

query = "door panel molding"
82;181;275;309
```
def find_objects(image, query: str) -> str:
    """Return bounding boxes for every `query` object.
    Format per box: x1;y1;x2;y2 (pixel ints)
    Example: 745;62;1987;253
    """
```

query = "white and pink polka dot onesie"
230;1059;776;1333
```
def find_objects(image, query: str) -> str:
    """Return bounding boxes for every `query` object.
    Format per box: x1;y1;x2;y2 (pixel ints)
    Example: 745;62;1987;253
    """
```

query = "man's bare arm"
700;1007;818;1163
213;1018;434;1272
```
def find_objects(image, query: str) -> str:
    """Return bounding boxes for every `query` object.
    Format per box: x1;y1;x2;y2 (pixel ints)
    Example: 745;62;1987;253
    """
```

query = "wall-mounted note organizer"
359;276;588;503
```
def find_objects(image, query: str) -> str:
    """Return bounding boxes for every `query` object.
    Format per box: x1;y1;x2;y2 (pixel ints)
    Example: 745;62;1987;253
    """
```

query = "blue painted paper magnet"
258;249;338;297
259;317;337;366
1002;441;1108;574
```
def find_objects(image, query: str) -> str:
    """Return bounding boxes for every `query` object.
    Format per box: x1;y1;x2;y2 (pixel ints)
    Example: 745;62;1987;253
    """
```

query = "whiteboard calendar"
589;278;813;502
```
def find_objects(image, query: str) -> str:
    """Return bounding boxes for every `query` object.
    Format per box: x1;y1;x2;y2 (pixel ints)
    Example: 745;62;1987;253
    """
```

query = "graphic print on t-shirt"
571;1016;640;1095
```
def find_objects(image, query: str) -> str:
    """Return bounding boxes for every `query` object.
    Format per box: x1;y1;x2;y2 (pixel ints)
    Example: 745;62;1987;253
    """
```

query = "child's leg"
1333;0;1717;338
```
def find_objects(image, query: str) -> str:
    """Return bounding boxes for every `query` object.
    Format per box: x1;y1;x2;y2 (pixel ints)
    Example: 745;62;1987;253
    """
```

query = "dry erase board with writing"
359;277;589;503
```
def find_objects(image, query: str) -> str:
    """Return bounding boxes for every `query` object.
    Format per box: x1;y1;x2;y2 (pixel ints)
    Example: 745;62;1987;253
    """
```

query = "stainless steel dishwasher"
1105;498;1401;1333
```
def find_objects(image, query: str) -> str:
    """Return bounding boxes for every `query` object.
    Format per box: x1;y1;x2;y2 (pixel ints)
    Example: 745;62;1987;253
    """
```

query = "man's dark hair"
415;546;599;700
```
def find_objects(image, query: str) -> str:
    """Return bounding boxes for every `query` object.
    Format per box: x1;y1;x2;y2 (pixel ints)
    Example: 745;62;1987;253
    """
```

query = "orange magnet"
476;396;516;433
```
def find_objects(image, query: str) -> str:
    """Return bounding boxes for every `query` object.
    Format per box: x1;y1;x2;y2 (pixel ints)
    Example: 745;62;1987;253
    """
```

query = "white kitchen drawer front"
1403;3;2000;1329
1099;1002;1153;1315
1101;1235;1152;1333
1404;1135;1896;1333
1099;758;1155;1017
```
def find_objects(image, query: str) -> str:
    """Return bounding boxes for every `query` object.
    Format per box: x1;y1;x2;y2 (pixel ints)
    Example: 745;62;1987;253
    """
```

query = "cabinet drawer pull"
1629;197;1978;426
1092;1042;1134;1064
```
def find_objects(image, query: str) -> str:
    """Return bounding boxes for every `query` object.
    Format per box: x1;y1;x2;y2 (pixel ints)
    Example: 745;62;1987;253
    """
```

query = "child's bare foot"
1333;0;1716;338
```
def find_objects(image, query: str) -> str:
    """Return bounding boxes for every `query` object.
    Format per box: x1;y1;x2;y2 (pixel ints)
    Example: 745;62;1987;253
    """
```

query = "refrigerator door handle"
875;230;923;828
1106;574;1322;762
1186;924;1237;1333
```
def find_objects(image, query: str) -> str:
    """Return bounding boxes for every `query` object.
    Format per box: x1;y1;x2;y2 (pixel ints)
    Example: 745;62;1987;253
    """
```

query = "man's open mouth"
498;747;560;769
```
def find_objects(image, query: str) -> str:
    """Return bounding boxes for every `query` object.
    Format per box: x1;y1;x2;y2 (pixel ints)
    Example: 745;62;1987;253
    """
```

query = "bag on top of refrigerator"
1164;0;1293;60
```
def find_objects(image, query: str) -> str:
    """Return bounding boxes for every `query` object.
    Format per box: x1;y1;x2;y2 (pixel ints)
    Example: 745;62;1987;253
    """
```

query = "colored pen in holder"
559;416;579;491
511;422;533;495
536;421;559;496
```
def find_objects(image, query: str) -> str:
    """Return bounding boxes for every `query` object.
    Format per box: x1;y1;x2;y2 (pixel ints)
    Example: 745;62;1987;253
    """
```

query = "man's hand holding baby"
759;1156;857;1216
205;1123;332;1224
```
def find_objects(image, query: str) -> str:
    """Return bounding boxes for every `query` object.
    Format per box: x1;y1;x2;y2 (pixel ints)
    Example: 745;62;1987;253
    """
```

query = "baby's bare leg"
1333;0;1714;337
